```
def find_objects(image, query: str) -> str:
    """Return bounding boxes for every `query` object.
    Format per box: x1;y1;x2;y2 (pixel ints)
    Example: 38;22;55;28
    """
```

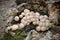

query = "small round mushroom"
26;16;31;20
39;15;44;19
45;22;50;27
22;21;27;25
27;20;31;23
25;13;30;16
23;17;27;20
40;19;46;22
44;15;48;19
40;27;47;31
35;12;40;16
21;19;25;23
31;18;35;22
39;22;43;26
5;27;11;33
42;22;46;26
14;16;19;21
27;22;30;25
21;12;25;16
33;21;37;25
36;21;39;24
11;24;18;31
6;27;11;30
30;11;34;15
19;15;23;18
45;20;50;27
24;9;30;13
19;23;25;29
36;26;41;31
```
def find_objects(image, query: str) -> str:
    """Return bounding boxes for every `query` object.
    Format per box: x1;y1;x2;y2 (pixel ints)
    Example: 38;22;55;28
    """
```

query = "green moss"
9;11;16;16
33;4;39;11
3;33;16;40
3;30;27;40
50;23;55;27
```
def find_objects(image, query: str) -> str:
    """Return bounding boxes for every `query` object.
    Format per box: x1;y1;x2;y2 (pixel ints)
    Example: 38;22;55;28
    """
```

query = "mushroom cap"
36;26;41;31
6;27;11;30
35;12;40;16
42;22;46;26
19;23;25;29
24;9;30;13
44;15;48;19
23;17;27;20
39;15;44;19
41;27;47;31
19;15;23;18
21;19;26;23
11;24;18;31
39;22;43;26
33;21;37;25
21;12;25;16
40;18;46;22
14;16;19;21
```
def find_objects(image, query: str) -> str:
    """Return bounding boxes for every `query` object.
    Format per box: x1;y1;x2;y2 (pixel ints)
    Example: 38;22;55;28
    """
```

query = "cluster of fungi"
6;9;52;32
6;0;60;33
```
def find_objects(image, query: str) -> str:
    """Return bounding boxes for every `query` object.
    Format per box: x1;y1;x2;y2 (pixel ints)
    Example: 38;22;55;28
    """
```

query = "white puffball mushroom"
25;13;30;16
31;18;35;22
27;20;31;23
14;16;19;21
11;24;18;31
21;12;25;16
46;20;50;24
21;19;26;23
40;19;46;22
6;27;11;30
26;16;31;20
19;15;23;18
29;16;33;19
42;22;46;26
19;23;25;29
23;17;27;20
24;9;30;13
27;22;30;25
44;15;48;19
35;12;40;18
39;22;43;26
22;21;27;25
36;20;40;24
40;15;44;19
35;12;40;16
45;22;50;27
5;27;11;33
41;27;47;31
36;26;41;31
33;21;37;25
30;11;34;15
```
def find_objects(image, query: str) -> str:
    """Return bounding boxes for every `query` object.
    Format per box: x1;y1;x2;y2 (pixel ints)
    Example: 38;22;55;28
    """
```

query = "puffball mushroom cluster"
6;9;51;32
6;24;19;31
